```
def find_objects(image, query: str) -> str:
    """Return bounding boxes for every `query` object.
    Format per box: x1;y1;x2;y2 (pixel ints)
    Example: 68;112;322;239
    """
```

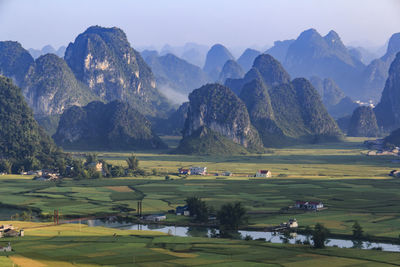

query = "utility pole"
137;201;142;217
54;210;59;225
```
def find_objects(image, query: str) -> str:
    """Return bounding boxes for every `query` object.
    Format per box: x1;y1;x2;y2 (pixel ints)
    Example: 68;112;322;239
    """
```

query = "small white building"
189;167;207;175
0;242;11;252
144;214;167;222
255;170;272;178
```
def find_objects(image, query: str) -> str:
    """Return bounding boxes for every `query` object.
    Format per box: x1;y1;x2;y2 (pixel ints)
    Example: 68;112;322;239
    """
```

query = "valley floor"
0;221;399;266
0;137;400;264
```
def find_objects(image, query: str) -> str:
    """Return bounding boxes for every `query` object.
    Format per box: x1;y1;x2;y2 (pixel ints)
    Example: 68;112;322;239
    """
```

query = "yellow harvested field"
10;255;46;267
105;186;134;192
151;248;198;258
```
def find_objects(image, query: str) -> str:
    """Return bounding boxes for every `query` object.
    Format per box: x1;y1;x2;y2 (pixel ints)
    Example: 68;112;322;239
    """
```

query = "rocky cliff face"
374;52;400;132
181;83;263;152
0;41;34;85
22;54;98;116
53;100;166;150
361;33;400;101
347;106;379;137
203;44;235;81
64;26;170;116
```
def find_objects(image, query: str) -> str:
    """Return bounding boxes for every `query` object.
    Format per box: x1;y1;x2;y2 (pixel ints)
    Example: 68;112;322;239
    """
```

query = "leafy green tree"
312;223;330;248
111;165;125;177
0;159;12;174
126;155;139;171
185;196;209;222
352;221;364;239
85;153;98;164
217;202;248;231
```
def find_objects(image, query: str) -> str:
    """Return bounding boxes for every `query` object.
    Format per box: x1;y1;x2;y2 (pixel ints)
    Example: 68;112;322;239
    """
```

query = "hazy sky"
0;0;399;51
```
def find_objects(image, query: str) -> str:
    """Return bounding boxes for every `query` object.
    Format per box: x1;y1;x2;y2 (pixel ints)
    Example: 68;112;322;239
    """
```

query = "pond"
80;218;400;252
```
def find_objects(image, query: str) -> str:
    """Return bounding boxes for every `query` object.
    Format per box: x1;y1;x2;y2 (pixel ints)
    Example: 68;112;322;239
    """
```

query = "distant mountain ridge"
228;54;342;146
203;44;235;81
143;52;210;96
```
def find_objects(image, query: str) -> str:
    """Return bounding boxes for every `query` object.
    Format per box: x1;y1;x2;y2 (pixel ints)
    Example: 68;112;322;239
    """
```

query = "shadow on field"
136;154;393;166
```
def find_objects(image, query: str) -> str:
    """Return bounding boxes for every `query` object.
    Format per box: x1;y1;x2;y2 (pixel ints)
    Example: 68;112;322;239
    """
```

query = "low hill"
347;106;380;137
53;101;167;150
174;126;248;155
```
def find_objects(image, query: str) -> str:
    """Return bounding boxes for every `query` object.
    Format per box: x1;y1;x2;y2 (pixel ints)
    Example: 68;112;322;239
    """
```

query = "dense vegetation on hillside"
0;41;34;85
374;52;400;132
175;126;248;155
347;106;380;137
23;54;99;116
0;76;65;173
230;54;342;146
177;83;263;154
53;100;167;150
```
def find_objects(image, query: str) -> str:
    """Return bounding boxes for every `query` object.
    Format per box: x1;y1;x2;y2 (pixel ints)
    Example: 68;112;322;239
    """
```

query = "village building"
255;170;272;178
280;219;298;229
178;168;190;175
0;242;11;252
144;214;167;222
87;162;104;172
189;167;207;175
389;170;400;177
176;205;190;216
295;201;324;210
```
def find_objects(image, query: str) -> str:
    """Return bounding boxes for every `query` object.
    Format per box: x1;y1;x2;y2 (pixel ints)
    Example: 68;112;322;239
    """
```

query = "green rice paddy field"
0;221;399;266
0;137;400;239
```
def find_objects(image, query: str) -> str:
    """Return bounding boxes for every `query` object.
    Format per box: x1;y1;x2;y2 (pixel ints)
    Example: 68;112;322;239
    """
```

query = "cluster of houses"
365;139;400;156
0;225;24;238
255;170;272;178
31;169;61;181
178;167;272;178
178;167;207;176
294;201;324;211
